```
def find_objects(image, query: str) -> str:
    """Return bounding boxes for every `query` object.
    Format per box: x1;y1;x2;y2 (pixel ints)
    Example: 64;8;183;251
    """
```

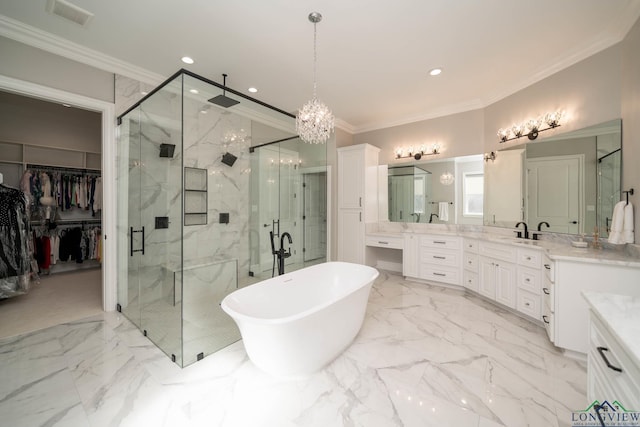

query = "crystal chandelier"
296;12;335;144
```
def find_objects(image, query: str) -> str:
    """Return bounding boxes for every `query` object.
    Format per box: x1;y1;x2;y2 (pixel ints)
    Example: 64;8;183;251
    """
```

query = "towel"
624;203;634;244
608;201;626;244
438;202;449;222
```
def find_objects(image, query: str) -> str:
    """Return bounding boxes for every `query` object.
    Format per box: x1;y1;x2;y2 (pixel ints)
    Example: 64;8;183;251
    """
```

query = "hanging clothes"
0;184;32;298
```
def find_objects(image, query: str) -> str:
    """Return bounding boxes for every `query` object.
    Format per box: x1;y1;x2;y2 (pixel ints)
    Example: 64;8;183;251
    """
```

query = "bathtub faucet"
277;232;293;275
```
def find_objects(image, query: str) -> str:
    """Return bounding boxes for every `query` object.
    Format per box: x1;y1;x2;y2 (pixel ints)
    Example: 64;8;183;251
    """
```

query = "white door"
337;209;364;264
527;155;583;234
303;171;327;262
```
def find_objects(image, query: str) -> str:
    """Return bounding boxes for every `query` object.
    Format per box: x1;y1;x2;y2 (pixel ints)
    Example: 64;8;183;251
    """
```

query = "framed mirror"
382;155;484;225
484;119;621;237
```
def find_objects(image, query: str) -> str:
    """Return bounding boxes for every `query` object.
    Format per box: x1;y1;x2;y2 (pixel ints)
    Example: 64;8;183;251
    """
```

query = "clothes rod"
26;164;101;175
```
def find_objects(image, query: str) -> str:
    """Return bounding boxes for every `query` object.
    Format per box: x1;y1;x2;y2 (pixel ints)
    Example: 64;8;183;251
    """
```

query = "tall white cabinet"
337;144;380;264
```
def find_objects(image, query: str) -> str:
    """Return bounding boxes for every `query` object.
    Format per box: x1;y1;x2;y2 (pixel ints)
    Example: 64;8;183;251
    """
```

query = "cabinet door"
495;262;517;309
403;234;419;277
337;209;364;264
479;257;496;299
338;149;364;209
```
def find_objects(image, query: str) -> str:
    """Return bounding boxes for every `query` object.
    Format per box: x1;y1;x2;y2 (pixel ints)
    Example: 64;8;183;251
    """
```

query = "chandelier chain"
313;20;317;99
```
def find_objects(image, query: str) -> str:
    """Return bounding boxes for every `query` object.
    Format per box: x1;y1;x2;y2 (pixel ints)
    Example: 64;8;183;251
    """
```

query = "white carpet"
0;268;102;339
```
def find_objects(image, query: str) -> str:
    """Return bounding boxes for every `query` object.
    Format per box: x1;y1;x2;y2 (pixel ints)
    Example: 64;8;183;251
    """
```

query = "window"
463;172;483;217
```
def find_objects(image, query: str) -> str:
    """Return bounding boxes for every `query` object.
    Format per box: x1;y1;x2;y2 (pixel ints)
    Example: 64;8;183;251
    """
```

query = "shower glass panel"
117;70;318;367
597;148;621;238
249;137;327;279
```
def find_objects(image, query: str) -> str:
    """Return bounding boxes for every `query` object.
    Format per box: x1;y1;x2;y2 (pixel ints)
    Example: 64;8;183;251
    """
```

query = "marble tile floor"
0;271;587;427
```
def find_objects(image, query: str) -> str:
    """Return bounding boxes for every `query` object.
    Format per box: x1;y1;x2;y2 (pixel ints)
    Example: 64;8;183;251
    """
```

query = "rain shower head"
208;73;240;108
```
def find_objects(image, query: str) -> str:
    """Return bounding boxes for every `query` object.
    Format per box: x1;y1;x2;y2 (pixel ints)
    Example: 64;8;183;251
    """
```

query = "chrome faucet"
515;222;529;239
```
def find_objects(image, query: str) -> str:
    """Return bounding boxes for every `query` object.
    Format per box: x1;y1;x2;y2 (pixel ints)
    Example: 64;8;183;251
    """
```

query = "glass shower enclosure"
116;70;327;367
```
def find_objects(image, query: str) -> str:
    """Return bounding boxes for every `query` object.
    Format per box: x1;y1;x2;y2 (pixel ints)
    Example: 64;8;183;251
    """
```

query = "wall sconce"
498;110;563;143
395;143;440;160
484;151;497;162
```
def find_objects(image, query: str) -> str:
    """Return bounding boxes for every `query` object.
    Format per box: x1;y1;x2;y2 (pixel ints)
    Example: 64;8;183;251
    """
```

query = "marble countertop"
583;291;640;369
365;226;640;268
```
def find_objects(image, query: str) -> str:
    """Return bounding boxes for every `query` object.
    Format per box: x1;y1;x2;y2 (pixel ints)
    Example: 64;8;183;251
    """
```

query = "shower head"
208;73;240;108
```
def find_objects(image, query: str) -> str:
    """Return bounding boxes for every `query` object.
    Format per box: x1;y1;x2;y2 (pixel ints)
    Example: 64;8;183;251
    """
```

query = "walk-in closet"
0;90;103;338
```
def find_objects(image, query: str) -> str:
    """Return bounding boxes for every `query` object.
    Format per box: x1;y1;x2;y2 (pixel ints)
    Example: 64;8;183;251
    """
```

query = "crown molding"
0;14;164;86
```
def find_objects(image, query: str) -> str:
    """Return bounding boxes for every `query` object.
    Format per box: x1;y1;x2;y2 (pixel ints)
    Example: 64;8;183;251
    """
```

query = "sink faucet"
429;213;439;223
537;221;550;231
515;222;529;239
277;232;292;275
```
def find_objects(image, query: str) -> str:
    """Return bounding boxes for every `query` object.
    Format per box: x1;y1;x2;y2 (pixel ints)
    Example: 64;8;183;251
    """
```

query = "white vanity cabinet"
587;311;640;408
337;144;380;264
515;248;543;320
542;254;555;342
462;238;479;292
417;235;461;285
478;241;517;309
554;260;640;355
403;233;419;277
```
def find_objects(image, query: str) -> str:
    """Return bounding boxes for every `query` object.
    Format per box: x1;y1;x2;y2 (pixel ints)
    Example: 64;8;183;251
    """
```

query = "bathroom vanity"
364;228;640;358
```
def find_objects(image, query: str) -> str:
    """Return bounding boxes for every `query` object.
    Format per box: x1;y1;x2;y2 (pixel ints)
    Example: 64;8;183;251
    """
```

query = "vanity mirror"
484;119;621;237
382;155;484;225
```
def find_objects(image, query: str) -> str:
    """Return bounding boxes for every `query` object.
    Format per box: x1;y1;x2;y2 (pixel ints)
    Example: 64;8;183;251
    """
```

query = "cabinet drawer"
517;248;542;268
543;254;554;282
420;235;461;250
419;264;460;285
478;241;516;262
421;249;460;267
589;315;640;408
463;270;478;292
365;234;403;249
463;238;479;253
517;266;541;294
517;289;541;319
542;303;554;342
463;253;478;272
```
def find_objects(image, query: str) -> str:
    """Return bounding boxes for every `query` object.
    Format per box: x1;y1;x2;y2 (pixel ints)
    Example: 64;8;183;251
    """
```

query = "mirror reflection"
385;155;484;225
484;119;621;237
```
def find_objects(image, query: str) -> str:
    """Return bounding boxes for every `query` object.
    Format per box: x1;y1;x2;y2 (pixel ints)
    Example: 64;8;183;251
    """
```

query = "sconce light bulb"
511;124;525;138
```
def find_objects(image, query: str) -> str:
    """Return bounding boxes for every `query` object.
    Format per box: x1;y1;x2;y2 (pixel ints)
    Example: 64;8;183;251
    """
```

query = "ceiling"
1;0;639;134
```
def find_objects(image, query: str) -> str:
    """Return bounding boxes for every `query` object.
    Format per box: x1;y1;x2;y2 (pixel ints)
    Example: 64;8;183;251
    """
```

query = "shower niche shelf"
184;167;207;226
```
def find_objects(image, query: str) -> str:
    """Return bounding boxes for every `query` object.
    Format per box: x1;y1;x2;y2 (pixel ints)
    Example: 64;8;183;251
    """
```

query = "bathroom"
1;2;640;426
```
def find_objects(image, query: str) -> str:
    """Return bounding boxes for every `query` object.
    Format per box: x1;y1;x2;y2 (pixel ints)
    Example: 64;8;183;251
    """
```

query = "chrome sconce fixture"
497;110;564;143
395;144;440;160
484;151;497;162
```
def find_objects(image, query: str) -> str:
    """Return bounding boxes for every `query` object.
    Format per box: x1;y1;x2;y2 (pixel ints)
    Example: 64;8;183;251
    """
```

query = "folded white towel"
608;201;626;244
438;202;449;222
623;203;634;244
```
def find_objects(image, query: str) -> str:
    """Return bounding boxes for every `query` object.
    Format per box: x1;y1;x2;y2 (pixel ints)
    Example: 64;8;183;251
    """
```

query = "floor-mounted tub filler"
221;262;379;377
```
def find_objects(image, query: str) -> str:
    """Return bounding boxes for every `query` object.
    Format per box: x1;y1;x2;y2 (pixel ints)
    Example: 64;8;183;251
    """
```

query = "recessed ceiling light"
248;87;258;93
189;89;199;94
181;56;194;64
62;103;71;107
429;68;442;76
140;91;148;95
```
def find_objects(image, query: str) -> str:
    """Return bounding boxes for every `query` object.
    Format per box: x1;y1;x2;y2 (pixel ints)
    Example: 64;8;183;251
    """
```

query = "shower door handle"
130;226;145;256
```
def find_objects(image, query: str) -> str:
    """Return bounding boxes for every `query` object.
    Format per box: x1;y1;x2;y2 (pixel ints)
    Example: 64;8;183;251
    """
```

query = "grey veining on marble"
582;291;640;368
0;272;587;426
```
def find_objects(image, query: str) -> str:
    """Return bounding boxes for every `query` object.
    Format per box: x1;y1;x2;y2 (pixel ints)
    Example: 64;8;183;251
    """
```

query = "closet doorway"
0;88;106;339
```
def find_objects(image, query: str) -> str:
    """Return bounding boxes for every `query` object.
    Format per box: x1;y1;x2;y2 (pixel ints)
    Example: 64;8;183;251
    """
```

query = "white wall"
0;36;114;103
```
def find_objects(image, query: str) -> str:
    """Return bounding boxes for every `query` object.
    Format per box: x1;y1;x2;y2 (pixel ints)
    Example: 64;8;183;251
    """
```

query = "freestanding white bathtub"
221;262;379;377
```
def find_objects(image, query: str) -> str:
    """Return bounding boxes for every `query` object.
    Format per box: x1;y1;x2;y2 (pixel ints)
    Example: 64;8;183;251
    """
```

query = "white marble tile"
0;272;587;427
